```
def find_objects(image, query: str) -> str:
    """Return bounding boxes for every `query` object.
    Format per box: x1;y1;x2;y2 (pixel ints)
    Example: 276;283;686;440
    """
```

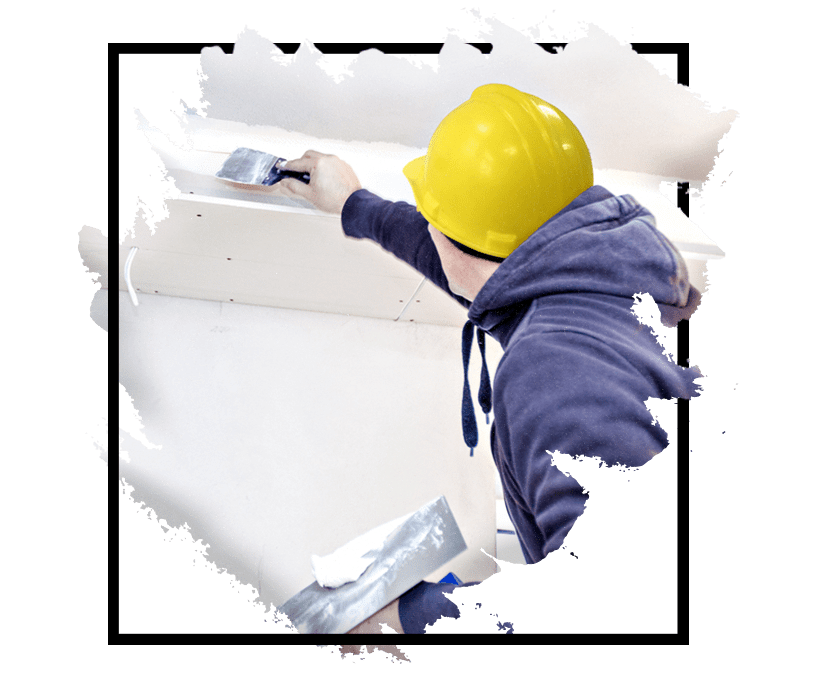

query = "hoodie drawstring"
461;321;492;456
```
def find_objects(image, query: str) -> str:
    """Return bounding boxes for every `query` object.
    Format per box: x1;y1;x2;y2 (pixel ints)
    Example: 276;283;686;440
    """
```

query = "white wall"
118;289;500;610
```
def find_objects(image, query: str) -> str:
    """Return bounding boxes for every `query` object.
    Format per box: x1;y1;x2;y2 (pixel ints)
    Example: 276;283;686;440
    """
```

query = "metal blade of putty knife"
278;495;467;635
215;147;310;186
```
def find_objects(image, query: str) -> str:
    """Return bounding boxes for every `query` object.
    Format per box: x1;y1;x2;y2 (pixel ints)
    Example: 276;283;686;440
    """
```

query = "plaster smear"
310;512;411;588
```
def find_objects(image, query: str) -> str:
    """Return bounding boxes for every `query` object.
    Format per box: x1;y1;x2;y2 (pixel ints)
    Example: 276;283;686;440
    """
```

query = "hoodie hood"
456;185;701;454
468;185;700;343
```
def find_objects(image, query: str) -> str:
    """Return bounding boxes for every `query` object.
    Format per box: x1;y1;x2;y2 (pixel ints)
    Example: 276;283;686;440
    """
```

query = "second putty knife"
215;147;310;186
278;495;467;635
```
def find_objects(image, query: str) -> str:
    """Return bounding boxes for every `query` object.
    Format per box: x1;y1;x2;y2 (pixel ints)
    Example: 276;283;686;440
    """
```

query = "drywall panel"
116;245;420;319
119;291;499;610
121;195;405;275
118;193;470;326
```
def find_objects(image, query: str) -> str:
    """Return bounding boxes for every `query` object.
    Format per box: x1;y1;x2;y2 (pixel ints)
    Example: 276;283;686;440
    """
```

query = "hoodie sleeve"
492;329;670;561
398;579;487;634
340;189;471;308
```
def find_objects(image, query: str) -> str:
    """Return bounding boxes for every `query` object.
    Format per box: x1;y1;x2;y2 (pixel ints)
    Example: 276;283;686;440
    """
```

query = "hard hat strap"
445;235;505;263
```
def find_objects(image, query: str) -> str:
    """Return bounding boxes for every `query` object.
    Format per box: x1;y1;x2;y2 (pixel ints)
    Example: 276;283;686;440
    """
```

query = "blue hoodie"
340;185;702;634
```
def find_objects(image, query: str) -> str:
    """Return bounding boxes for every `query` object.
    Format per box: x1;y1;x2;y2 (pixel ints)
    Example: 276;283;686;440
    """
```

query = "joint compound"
310;512;413;589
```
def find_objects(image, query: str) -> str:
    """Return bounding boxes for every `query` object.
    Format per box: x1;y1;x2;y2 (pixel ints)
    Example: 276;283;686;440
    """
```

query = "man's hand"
346;597;404;634
277;150;363;214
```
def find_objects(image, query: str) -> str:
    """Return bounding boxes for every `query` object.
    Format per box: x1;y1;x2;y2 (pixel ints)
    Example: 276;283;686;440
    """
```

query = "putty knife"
279;495;467;635
214;147;310;186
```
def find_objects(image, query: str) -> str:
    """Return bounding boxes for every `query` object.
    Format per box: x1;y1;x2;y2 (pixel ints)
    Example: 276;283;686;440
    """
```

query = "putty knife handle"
279;169;311;184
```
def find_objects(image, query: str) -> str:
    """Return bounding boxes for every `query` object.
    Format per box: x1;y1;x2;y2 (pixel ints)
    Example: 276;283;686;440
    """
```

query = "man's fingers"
277;177;311;199
275;150;358;213
282;149;331;172
275;178;293;194
280;156;315;173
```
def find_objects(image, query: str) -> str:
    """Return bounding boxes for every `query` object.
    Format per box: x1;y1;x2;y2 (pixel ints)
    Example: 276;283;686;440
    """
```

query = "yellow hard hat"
404;83;593;259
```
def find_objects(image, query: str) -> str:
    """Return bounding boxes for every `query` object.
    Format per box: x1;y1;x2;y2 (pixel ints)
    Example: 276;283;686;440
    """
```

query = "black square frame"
110;41;691;646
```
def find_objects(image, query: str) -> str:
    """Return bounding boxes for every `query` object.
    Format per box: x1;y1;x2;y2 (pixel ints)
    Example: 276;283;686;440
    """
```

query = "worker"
275;83;702;634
